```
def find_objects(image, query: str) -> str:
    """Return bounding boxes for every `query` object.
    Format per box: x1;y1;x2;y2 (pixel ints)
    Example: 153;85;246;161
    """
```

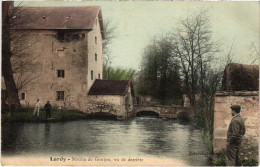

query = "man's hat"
47;100;50;102
230;105;241;112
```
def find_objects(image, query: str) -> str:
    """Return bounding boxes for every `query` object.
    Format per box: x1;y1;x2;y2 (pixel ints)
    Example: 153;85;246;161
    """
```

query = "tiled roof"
88;80;132;96
222;63;259;91
10;6;105;38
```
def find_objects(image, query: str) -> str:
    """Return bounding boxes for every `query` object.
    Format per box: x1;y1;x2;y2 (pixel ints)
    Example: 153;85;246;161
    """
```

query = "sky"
17;1;259;70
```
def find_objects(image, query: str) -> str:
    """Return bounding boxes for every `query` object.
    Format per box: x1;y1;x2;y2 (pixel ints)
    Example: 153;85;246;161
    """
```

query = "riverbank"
1;108;88;123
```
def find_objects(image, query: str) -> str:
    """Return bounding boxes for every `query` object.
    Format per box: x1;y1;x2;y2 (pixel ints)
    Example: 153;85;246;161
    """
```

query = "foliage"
102;18;117;76
211;150;259;166
137;35;183;102
160;98;183;106
101;18;135;81
242;156;259;166
103;65;135;80
212;150;226;166
1;108;88;123
102;18;117;67
194;68;223;152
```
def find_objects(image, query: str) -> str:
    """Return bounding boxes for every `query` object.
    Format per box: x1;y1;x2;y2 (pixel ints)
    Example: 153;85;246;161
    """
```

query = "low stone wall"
214;91;259;159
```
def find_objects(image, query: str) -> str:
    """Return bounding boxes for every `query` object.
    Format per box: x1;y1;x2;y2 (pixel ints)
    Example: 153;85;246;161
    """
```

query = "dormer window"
57;31;65;41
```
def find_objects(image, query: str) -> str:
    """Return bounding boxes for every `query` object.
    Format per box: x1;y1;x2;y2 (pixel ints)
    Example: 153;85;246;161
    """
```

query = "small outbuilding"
87;79;134;120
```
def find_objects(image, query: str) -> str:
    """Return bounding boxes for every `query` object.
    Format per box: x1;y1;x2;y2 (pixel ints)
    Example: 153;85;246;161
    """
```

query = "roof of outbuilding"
222;63;259;91
10;6;105;38
88;80;132;96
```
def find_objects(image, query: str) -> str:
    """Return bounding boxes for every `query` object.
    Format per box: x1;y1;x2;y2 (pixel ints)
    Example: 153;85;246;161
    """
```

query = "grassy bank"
2;108;89;123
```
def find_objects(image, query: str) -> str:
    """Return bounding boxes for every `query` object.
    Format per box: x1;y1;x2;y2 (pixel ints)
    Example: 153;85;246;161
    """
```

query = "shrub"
161;98;182;106
212;150;226;166
242;157;258;166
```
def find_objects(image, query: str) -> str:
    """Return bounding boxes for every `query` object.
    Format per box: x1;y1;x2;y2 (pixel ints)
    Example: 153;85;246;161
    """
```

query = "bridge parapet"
133;104;192;119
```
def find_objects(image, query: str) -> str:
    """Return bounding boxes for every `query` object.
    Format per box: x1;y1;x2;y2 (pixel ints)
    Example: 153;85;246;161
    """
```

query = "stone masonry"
214;91;259;159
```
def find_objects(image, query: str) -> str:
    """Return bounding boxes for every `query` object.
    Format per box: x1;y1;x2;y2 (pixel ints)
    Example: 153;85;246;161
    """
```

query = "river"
2;117;210;166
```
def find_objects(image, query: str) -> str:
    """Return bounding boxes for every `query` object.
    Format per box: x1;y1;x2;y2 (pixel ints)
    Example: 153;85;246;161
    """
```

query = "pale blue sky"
18;1;259;70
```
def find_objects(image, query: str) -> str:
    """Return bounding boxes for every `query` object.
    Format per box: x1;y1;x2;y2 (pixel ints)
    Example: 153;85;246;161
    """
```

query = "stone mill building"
7;6;105;110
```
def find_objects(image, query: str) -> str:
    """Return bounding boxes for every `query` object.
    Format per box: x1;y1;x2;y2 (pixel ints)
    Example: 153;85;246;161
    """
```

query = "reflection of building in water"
214;63;259;160
2;6;105;110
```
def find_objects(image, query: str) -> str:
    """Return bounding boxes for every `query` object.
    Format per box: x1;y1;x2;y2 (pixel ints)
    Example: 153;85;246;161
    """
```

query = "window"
95;37;97;44
57;70;65;78
91;71;93;80
56;91;64;101
98;74;100;79
95;53;97;61
21;92;25;100
57;31;65;41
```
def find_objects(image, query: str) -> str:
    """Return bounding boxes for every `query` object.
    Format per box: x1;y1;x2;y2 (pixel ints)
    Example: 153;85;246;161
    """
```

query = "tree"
249;42;259;65
102;18;117;79
103;66;135;80
171;9;219;107
2;1;22;110
10;32;40;91
137;35;182;103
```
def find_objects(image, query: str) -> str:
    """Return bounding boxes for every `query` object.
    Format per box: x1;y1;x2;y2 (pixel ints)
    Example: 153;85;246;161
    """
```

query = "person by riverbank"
226;105;246;166
44;101;52;120
33;99;42;117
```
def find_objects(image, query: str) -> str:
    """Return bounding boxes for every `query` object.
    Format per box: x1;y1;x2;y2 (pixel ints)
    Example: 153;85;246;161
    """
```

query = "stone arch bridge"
133;104;192;119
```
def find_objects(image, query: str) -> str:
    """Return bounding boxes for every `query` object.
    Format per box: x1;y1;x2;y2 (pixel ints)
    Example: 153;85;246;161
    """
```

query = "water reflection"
2;117;209;165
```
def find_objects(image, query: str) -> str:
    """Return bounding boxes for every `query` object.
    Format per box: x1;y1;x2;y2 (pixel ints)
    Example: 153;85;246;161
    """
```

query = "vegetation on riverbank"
210;150;259;166
1;108;89;123
103;65;136;80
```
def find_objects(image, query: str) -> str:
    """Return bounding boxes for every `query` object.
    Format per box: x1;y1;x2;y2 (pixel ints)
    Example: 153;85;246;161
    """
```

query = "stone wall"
85;87;134;120
11;30;90;110
214;91;259;159
87;17;103;90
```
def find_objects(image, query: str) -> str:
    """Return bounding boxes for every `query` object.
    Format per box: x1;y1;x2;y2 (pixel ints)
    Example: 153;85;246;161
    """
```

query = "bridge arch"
134;105;161;117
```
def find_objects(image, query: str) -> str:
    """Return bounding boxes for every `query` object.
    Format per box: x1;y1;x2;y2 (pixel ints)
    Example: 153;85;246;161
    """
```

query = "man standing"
44;101;52;119
226;105;246;166
33;98;42;117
